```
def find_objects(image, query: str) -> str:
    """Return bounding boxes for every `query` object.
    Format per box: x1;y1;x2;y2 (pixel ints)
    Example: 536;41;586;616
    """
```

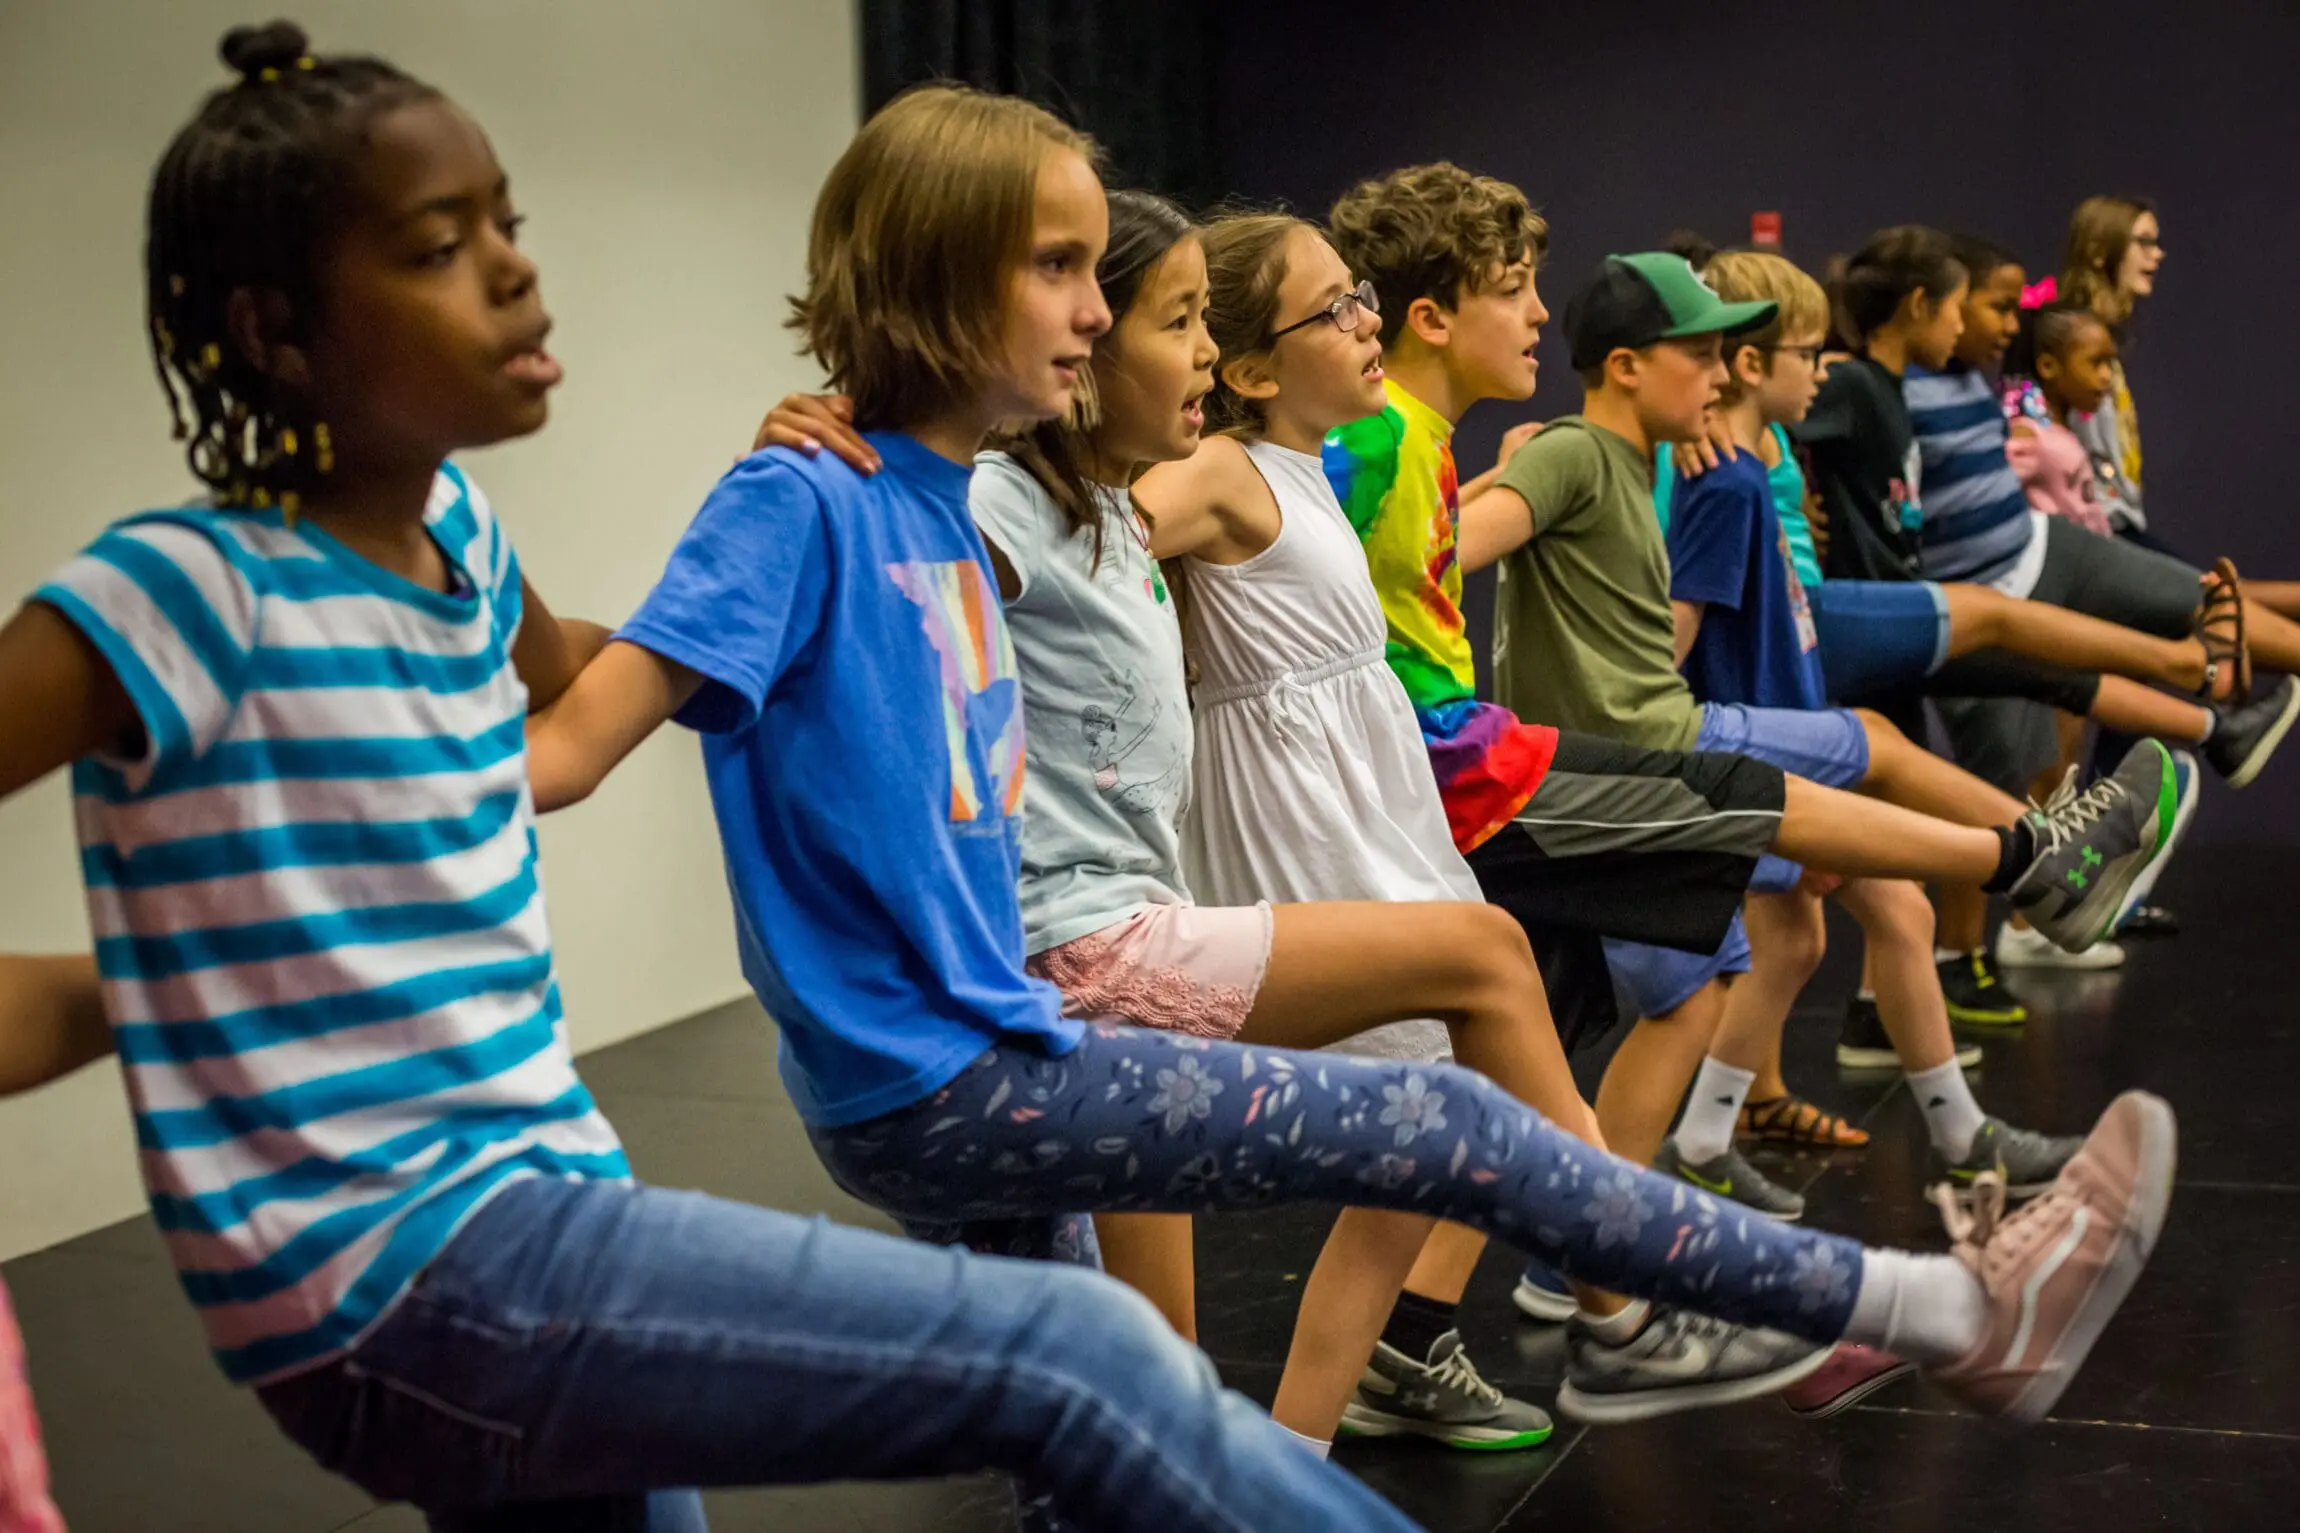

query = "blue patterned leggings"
812;1024;1865;1344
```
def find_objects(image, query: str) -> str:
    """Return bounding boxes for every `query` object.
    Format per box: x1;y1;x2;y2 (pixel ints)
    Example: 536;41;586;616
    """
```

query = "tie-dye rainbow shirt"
1325;380;1557;853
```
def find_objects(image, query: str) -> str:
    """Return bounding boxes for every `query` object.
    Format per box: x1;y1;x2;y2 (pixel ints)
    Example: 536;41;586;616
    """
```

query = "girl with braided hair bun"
0;23;1423;1531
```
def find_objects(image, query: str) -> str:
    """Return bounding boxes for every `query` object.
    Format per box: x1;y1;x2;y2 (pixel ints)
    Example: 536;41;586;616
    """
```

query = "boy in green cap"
1458;252;2180;1211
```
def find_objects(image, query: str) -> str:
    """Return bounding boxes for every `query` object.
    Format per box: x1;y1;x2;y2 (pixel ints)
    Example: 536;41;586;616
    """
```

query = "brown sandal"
2197;557;2251;704
1738;1093;1870;1149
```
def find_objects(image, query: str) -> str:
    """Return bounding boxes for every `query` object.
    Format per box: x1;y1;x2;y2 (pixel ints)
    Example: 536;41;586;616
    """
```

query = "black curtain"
861;0;1226;207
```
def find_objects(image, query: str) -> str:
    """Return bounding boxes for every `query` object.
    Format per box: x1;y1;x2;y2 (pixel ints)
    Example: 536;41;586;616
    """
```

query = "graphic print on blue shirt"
888;559;1025;826
618;433;1078;1129
1667;450;1827;710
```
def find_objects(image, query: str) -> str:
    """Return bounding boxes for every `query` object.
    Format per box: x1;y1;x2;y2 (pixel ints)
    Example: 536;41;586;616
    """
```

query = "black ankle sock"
1380;1291;1458;1361
1983;817;2038;894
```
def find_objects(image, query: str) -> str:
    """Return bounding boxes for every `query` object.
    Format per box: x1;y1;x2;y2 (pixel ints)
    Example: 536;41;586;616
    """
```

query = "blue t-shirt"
620;433;1081;1127
1666;449;1826;710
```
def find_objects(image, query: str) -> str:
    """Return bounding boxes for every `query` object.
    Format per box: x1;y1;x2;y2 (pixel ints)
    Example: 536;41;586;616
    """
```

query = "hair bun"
219;21;311;80
1664;229;1718;270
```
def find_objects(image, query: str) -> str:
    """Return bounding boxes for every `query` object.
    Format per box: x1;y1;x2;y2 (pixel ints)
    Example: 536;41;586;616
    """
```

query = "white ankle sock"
1675;1056;1755;1162
1908;1059;1986;1160
1579;1298;1651;1344
1280;1425;1332;1460
1845;1246;1987;1366
1933;947;1969;965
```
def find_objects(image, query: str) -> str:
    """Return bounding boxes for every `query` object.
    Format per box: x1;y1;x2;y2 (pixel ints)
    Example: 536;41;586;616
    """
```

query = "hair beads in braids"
145;21;436;511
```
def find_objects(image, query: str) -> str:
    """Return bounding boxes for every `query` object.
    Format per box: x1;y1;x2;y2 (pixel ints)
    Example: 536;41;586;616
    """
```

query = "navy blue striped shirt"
1905;364;2035;585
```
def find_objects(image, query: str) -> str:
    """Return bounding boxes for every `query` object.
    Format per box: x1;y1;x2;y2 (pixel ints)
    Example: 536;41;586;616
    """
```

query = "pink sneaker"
1926;1091;2176;1422
1780;1343;1915;1419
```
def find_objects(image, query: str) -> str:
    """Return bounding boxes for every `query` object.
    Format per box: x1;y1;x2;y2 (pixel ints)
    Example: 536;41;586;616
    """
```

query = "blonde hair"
1198;210;1314;437
2061;195;2154;332
1326;163;1549;342
788;84;1096;430
1702;251;1829;405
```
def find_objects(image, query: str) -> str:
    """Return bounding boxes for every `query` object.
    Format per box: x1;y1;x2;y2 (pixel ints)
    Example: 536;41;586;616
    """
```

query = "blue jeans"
255;1176;1414;1533
814;1025;1867;1342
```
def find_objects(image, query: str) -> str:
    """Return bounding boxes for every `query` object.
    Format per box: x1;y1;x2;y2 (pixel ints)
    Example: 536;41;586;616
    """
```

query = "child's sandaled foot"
2197;558;2251;704
1738;1093;1870;1149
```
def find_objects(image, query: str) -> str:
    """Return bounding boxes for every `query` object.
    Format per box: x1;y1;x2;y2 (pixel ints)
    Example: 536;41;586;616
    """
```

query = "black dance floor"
14;847;2296;1531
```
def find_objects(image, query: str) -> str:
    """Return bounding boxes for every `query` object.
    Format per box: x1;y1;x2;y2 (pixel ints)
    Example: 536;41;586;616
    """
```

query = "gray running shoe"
2206;673;2300;789
1656;1138;1806;1221
1339;1330;1554;1450
2008;740;2179;952
1934;1115;2085;1200
1556;1306;1830;1424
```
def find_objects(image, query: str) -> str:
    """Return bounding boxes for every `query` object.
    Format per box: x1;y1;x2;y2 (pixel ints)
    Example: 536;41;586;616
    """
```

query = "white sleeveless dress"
1179;440;1482;1060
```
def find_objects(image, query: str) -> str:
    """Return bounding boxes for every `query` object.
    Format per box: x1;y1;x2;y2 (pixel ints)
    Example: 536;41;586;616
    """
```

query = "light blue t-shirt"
35;466;629;1385
969;452;1193;954
621;434;1081;1128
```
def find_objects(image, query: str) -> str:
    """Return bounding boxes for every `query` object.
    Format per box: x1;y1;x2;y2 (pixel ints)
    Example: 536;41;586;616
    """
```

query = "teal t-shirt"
1655;426;1823;587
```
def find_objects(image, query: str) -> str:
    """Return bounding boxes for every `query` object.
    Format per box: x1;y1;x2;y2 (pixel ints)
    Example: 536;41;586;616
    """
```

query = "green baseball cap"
1564;252;1779;370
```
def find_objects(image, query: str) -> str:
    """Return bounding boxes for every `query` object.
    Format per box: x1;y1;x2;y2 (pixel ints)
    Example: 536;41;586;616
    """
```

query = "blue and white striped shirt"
34;466;627;1386
1905;364;2036;586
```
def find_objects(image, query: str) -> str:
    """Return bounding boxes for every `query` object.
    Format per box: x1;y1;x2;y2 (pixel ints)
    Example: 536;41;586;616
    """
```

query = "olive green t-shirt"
1489;416;1703;750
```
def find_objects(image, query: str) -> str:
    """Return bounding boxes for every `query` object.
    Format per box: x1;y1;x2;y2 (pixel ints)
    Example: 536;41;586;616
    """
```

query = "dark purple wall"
1215;0;2300;840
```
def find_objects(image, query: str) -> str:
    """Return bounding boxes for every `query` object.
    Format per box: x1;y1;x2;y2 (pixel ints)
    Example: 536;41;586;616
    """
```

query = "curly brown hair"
1326;163;1549;346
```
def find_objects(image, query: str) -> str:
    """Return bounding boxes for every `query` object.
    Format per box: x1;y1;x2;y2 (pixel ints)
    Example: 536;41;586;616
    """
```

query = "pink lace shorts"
1028;902;1275;1040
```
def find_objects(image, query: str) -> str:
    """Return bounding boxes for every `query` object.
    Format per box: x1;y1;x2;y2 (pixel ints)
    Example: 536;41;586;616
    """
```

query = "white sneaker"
1996;921;2125;971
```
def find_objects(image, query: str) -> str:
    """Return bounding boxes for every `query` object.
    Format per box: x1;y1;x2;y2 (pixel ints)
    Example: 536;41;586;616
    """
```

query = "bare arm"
1459;420;1543;506
0;607;137;1090
1458;485;1536;574
1671;600;1704;668
0;956;113;1094
510;578;616;715
0;603;137;802
525;640;703;813
1135;438;1281;565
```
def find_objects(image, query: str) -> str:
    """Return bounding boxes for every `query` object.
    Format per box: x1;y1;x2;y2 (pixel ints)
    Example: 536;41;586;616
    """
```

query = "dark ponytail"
1831;226;1967;343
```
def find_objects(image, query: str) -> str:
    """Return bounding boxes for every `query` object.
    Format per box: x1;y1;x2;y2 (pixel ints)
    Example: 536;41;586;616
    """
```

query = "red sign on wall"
1751;211;1782;248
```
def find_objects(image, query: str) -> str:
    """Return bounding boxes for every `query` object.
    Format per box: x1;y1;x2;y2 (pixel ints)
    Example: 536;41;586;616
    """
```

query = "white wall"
0;1;858;1258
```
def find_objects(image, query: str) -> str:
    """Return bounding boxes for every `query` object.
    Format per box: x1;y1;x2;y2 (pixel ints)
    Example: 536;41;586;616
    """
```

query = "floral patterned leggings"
811;1024;1866;1344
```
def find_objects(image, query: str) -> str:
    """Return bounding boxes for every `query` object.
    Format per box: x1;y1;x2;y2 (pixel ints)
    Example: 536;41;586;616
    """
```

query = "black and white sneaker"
1838;994;1980;1070
1936;951;2027;1030
1656;1138;1805;1221
1933;1115;2085;1200
2206;674;2300;789
1339;1330;1555;1450
1556;1306;1830;1424
2008;741;2179;952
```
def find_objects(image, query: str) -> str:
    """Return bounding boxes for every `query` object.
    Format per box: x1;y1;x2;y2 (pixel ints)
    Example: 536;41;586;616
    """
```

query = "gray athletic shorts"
2030;515;2199;639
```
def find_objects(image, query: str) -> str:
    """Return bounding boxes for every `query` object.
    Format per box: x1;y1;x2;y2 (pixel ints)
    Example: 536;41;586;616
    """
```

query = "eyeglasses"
1271;280;1380;341
2131;234;2163;252
1761;343;1828;367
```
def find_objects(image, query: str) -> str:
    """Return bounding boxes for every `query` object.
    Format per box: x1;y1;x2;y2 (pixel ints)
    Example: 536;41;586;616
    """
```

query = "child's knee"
1753;898;1828;978
1465;903;1539;988
1847;878;1936;950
